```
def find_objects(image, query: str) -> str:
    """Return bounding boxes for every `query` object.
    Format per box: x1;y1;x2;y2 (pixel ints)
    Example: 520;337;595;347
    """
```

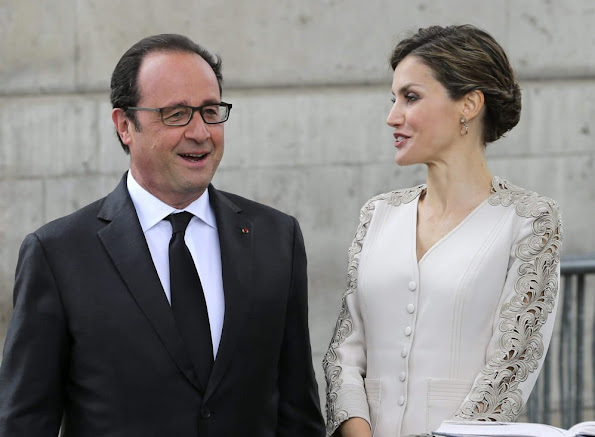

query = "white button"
398;396;405;406
408;281;417;291
407;304;415;314
404;326;412;336
399;371;407;382
401;347;408;358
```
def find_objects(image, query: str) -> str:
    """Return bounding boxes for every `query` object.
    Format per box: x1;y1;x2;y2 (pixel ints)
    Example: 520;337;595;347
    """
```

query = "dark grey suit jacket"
0;174;325;437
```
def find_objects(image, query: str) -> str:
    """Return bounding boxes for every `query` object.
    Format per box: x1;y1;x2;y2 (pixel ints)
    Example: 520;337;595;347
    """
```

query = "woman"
323;25;562;437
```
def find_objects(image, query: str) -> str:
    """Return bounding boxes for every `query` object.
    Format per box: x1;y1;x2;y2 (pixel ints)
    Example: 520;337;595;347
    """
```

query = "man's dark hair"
110;34;223;153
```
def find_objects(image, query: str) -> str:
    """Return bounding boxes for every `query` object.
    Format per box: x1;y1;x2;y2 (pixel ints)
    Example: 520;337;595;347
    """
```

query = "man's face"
114;51;225;208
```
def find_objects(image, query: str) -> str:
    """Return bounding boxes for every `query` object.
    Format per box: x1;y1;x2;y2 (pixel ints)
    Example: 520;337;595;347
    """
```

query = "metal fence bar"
525;255;595;426
560;274;574;429
542;348;551;424
526;381;538;422
561;257;595;274
576;274;585;424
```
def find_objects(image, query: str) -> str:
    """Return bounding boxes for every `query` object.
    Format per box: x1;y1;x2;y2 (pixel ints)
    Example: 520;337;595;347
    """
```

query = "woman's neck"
422;145;493;215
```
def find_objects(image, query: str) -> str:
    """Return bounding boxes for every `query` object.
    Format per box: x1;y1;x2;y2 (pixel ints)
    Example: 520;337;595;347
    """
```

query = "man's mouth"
180;153;207;162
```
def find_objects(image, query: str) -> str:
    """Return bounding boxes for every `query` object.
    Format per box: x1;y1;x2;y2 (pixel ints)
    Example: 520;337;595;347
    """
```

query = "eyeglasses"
126;102;232;126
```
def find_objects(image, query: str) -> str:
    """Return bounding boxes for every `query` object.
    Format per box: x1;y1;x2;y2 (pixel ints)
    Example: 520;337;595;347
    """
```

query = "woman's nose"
386;102;404;127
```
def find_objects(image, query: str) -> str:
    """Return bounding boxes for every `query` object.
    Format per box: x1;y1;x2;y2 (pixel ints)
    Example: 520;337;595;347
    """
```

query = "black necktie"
166;212;213;388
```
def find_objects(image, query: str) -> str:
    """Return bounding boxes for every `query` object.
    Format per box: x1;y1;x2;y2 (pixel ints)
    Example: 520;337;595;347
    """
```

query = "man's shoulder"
32;175;129;241
215;189;295;223
33;196;108;241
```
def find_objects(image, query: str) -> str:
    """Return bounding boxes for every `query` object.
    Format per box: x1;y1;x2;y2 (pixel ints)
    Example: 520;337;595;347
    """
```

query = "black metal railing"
525;255;595;427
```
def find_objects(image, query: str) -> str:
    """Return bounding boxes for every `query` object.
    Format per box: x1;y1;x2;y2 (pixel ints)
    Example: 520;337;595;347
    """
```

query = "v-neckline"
414;192;491;265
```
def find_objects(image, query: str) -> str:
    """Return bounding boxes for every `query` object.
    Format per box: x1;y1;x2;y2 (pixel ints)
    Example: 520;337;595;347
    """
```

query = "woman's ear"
461;89;485;122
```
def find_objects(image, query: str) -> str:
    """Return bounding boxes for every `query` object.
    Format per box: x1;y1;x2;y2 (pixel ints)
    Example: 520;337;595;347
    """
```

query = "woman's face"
387;55;463;166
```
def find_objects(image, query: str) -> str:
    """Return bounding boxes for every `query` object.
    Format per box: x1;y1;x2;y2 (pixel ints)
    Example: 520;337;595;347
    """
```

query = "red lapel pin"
241;227;250;234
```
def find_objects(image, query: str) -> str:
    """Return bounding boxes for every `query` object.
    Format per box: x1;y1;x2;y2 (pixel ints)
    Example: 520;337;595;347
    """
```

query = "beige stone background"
1;0;594;424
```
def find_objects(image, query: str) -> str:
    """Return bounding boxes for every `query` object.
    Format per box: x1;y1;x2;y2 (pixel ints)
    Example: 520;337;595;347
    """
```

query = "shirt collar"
127;171;217;232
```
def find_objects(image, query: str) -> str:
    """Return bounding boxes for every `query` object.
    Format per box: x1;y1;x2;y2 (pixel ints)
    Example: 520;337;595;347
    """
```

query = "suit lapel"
97;175;202;392
204;185;253;400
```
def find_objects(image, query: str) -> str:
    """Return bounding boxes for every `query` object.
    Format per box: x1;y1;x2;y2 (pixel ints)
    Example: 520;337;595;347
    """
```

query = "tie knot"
166;212;194;234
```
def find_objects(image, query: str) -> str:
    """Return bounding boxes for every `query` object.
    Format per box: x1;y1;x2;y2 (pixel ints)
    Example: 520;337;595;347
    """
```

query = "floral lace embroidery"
323;186;425;435
454;177;563;421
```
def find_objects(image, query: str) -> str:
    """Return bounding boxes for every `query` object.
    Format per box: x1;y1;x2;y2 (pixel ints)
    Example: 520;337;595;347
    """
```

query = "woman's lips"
394;134;409;148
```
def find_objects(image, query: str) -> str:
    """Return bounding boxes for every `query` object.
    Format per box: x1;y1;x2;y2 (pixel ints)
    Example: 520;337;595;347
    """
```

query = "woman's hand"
339;417;372;437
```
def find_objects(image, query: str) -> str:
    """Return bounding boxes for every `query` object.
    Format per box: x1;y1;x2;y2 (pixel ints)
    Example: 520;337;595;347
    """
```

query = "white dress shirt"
127;172;224;357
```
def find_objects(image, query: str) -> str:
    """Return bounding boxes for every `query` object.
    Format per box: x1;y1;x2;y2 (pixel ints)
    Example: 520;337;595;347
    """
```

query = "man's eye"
164;108;190;120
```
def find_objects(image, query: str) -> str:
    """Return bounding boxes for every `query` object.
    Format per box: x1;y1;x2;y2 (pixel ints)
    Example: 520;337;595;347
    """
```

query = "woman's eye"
405;93;419;102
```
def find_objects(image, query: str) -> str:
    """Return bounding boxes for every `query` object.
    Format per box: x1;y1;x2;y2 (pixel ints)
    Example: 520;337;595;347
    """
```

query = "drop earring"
460;116;469;136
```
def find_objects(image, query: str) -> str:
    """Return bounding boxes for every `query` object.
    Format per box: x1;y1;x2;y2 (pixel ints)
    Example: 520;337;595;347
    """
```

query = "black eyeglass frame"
125;102;233;126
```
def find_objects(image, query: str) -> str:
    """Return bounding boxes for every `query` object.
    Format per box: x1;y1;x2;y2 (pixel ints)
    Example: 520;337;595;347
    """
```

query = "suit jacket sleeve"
276;217;326;436
453;197;563;421
0;233;68;436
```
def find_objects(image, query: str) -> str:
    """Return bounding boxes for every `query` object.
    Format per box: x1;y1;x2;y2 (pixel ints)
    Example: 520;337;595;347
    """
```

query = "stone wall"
1;0;594;421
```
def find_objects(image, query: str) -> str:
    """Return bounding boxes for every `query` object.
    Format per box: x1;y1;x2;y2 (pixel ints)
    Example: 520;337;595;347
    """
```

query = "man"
0;34;325;436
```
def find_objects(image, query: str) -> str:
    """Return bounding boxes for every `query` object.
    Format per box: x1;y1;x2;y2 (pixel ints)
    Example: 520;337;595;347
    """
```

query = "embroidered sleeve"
454;179;563;421
322;196;378;435
323;186;424;436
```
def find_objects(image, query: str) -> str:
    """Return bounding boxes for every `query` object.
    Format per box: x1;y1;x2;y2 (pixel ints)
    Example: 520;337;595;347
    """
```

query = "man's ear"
461;89;485;123
112;108;133;146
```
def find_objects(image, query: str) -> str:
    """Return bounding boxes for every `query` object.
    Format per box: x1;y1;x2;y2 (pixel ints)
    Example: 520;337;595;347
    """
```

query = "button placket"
398;277;417;412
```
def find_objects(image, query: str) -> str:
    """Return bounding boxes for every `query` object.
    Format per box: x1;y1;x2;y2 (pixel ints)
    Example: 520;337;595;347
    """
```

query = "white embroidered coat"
323;178;562;437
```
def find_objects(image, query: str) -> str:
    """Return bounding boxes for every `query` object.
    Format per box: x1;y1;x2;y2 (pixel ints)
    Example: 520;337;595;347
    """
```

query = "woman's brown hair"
390;25;522;144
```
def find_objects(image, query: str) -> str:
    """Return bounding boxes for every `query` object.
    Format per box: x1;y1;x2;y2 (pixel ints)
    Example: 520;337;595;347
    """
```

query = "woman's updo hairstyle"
390;24;522;144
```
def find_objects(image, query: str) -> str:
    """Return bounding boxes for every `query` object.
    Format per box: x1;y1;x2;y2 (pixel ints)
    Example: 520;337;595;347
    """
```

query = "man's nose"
184;112;211;142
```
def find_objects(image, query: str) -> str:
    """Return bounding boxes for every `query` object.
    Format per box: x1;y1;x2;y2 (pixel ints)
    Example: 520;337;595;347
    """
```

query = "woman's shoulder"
488;176;562;222
361;184;426;210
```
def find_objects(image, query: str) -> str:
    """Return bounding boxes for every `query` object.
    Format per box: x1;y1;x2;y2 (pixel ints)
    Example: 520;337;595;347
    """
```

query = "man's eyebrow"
165;99;222;107
201;98;224;105
164;100;190;107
